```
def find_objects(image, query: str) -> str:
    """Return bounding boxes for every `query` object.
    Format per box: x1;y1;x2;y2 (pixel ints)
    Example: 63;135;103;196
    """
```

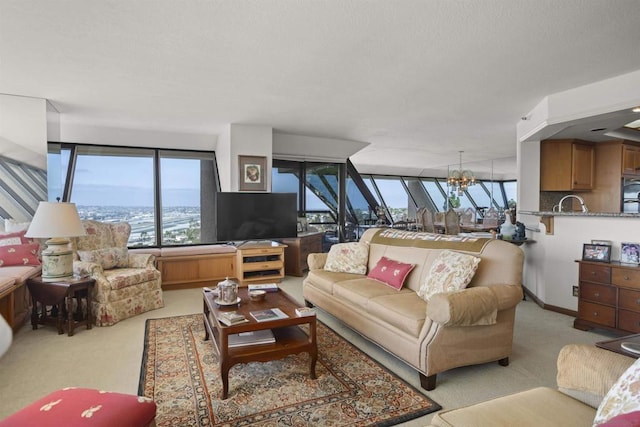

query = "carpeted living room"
2;1;640;426
0;277;614;426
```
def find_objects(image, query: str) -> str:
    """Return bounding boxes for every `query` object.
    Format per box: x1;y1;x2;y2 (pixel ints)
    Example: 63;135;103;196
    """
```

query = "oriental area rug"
139;314;440;426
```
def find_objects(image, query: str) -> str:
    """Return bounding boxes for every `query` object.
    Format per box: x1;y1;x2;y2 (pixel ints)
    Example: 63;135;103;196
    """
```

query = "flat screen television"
216;192;298;243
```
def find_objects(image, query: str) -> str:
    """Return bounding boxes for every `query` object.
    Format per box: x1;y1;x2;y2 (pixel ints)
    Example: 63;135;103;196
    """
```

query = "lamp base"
41;238;74;282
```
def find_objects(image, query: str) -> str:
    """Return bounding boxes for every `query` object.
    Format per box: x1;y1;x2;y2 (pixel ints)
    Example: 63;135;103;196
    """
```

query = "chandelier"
447;151;476;196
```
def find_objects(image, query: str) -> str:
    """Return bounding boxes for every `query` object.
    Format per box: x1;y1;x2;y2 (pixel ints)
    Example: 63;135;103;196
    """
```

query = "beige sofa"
302;228;524;390
429;344;636;427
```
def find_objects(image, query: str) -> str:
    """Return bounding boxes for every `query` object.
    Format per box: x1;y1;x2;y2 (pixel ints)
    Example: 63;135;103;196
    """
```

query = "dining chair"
444;208;461;235
483;207;499;228
460;208;475;226
422;209;436;233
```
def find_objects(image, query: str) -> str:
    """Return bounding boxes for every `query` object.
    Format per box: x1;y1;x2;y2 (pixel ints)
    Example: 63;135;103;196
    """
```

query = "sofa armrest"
427;285;522;327
557;344;634;408
128;253;156;268
307;253;328;270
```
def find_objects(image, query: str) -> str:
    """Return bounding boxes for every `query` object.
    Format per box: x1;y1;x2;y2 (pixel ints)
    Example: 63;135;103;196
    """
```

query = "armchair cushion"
105;268;160;290
78;247;129;269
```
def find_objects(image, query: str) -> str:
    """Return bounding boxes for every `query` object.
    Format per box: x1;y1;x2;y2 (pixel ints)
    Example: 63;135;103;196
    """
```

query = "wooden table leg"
57;303;64;335
30;296;39;330
86;287;92;330
66;296;75;336
309;319;317;379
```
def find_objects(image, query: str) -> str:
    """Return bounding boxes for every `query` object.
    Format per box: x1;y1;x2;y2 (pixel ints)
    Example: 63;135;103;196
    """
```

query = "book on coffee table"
228;329;275;347
218;311;249;326
250;308;289;322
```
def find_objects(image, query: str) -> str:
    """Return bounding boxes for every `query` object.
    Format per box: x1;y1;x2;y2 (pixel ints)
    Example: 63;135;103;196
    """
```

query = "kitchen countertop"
519;210;640;218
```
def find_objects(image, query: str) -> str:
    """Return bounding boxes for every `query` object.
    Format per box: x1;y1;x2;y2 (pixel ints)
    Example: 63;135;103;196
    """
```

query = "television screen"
216;192;298;242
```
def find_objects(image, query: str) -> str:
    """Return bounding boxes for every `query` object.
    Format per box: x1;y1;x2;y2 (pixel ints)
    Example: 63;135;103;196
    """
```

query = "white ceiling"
1;0;640;179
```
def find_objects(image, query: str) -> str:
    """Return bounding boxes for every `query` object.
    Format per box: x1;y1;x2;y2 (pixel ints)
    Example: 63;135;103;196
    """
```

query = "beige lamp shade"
25;201;85;239
25;201;85;282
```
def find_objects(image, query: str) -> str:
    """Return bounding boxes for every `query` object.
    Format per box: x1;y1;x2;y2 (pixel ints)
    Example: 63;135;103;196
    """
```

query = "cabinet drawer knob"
590;272;596;276
593;312;598;316
594;292;600;298
636;299;640;305
624;276;631;281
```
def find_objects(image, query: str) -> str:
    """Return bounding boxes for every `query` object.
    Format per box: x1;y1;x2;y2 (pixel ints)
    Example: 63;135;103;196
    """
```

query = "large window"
49;143;219;247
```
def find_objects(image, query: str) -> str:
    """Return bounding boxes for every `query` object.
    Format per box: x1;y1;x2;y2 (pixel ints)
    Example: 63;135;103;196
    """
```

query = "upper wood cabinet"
622;144;640;175
540;139;595;191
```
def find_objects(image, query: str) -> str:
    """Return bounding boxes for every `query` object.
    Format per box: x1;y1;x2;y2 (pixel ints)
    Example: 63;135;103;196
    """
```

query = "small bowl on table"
248;290;266;302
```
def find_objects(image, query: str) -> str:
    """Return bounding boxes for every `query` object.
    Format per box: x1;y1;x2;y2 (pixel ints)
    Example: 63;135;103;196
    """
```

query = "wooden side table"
26;276;95;336
596;333;640;359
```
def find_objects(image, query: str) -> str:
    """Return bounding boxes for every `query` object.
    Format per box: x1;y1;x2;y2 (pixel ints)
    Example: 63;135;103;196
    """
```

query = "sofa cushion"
593;357;640;426
367;256;414;290
104;268;160;290
324;242;369;274
4;219;30;233
0;230;33;246
367;292;426;337
305;270;363;295
431;387;596;427
0;243;41;267
417;250;480;301
333;278;409;310
78;247;129;270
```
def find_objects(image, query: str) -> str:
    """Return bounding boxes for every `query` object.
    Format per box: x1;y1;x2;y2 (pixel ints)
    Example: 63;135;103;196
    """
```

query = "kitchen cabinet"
540;139;594;191
574;260;640;334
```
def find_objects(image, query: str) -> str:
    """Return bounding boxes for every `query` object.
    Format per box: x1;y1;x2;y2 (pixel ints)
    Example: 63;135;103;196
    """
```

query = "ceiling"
1;0;640;179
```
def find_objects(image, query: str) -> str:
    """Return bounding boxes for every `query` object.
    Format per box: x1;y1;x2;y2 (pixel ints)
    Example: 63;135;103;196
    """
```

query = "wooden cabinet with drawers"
575;260;640;334
235;243;286;286
281;232;324;277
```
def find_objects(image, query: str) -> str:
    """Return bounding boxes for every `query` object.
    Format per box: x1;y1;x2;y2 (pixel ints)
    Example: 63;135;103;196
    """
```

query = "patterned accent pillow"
593;357;640;426
0;230;33;246
367;256;415;290
417;250;481;301
78;247;129;270
324;242;369;274
0;243;41;267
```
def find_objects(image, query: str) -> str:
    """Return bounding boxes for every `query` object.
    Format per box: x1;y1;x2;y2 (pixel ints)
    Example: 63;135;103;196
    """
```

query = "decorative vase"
500;212;515;240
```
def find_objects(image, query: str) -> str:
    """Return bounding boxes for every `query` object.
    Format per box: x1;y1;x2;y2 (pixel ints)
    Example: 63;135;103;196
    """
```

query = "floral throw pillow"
367;256;415;290
324;242;369;274
77;247;129;270
593;357;640;426
0;243;41;267
418;250;481;301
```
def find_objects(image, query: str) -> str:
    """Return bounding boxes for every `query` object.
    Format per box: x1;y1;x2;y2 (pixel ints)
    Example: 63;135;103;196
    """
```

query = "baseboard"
522;287;577;318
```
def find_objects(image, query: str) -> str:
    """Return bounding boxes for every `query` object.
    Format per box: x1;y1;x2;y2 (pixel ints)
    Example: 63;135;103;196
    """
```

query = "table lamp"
25;200;85;282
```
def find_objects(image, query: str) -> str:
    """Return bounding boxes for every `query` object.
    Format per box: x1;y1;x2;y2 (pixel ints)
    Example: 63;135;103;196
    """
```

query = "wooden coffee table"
596;333;640;359
203;287;317;399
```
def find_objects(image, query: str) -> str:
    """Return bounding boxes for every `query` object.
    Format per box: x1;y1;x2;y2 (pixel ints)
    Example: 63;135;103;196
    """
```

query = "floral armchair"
72;220;163;326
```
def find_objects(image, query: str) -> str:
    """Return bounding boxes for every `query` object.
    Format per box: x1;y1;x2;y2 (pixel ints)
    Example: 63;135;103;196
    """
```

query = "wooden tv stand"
236;242;287;286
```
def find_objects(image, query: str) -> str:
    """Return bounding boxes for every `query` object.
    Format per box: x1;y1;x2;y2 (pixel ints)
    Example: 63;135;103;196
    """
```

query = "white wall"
517;69;640;310
0;94;47;169
59;120;217;151
228;124;273;192
273;133;369;163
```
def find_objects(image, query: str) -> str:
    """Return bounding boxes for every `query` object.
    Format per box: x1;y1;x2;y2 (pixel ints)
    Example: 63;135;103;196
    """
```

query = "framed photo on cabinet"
238;155;267;191
582;243;611;263
621;242;640;264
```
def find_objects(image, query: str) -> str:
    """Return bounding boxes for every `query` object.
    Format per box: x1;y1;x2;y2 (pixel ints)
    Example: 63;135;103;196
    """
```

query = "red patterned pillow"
0;230;32;246
0;243;40;267
367;256;415;290
599;411;640;426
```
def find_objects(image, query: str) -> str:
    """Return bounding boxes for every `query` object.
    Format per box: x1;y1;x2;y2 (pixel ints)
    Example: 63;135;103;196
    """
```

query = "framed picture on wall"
582;243;611;263
621;242;640;264
238;155;267;191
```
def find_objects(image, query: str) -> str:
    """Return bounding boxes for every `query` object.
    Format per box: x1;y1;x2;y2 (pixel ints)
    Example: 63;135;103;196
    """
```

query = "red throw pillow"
0;230;32;246
0;243;40;267
367;256;415;290
599;411;640;426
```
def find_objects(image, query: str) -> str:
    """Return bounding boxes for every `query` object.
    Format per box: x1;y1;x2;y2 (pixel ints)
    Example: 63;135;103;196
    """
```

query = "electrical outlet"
572;286;579;297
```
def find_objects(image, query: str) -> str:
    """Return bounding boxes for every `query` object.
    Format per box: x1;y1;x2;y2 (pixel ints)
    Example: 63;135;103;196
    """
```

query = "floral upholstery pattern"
324;242;369;274
593;357;640;426
417;249;481;301
72;220;163;326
